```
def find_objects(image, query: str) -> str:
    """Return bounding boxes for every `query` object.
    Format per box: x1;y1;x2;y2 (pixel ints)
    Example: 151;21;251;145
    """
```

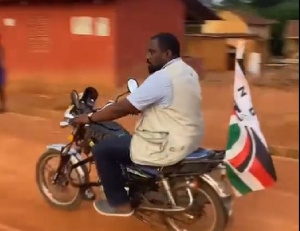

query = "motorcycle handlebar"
59;99;116;128
59;118;75;128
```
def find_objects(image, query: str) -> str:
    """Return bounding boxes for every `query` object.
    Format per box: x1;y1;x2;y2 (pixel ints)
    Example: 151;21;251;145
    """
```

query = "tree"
250;0;283;8
215;0;299;55
258;1;299;55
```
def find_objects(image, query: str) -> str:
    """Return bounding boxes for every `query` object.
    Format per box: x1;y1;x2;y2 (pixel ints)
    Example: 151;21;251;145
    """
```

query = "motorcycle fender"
200;174;228;198
201;174;234;216
46;143;86;179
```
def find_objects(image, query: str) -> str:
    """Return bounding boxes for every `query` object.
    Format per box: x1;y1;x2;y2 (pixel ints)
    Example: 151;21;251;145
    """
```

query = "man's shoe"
93;200;134;217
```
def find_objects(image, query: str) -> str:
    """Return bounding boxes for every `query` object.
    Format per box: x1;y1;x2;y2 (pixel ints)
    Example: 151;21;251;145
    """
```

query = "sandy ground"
6;72;299;150
0;113;298;231
0;70;298;231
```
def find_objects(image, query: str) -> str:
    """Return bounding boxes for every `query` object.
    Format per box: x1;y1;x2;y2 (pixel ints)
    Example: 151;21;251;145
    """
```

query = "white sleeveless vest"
130;59;204;166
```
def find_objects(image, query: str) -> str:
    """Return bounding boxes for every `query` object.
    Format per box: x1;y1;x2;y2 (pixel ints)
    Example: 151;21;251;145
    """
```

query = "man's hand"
72;114;89;125
90;99;140;123
70;98;139;126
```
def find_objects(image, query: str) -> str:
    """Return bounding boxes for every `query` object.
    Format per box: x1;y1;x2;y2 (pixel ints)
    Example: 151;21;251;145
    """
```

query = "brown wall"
184;36;227;71
255;39;270;63
284;38;299;59
0;5;117;89
242;39;269;64
115;0;185;86
248;25;271;40
0;0;186;90
185;36;268;71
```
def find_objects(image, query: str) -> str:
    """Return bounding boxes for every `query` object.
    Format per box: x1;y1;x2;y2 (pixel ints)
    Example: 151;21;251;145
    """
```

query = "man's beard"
148;64;164;74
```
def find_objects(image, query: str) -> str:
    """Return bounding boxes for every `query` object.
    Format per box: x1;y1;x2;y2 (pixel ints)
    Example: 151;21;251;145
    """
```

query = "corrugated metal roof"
285;20;299;38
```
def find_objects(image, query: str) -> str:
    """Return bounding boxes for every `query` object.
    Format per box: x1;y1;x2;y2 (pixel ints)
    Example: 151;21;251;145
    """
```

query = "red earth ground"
0;70;298;231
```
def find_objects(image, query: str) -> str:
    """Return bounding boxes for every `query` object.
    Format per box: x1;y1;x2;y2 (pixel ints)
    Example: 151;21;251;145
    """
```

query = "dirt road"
0;113;298;231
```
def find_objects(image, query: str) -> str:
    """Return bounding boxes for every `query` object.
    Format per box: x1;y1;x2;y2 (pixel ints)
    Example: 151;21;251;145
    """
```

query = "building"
0;0;219;89
184;33;258;71
284;20;299;59
230;10;276;63
185;10;276;71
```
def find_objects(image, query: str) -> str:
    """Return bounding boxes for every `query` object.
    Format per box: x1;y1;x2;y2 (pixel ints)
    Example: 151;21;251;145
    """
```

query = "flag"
224;41;277;197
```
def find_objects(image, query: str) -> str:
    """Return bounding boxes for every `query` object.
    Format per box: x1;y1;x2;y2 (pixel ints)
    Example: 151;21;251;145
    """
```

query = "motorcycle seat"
135;148;222;176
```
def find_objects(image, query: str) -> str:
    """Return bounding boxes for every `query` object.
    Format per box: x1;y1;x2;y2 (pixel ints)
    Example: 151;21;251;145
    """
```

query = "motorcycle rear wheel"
166;179;229;231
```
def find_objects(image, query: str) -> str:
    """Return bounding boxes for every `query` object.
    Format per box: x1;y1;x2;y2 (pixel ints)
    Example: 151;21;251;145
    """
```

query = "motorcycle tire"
35;149;89;211
167;179;229;231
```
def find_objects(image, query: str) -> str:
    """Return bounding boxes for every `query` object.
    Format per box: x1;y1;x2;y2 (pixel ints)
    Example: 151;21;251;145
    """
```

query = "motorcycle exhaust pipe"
139;186;194;212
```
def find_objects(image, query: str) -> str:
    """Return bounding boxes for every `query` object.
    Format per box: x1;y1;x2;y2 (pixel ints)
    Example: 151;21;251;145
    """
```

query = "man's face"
146;38;169;74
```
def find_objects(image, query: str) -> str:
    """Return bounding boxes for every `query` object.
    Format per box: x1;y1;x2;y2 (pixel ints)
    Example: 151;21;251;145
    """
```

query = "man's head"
147;33;180;74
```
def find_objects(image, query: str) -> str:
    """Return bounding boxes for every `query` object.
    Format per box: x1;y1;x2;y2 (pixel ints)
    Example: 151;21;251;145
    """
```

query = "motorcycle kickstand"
164;216;187;231
135;211;165;231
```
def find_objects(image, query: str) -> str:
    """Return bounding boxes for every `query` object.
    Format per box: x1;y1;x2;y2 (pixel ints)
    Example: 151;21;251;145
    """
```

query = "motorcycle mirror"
127;78;139;93
70;90;80;108
81;87;99;102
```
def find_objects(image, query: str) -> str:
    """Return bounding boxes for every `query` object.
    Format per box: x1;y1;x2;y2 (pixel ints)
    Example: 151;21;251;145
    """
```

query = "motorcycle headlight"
67;134;74;142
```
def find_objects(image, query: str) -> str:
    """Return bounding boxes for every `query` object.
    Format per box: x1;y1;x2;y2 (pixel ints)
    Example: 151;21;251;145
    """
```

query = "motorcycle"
35;79;233;231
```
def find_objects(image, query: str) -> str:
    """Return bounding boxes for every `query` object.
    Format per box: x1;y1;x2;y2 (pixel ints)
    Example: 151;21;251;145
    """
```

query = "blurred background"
0;1;298;231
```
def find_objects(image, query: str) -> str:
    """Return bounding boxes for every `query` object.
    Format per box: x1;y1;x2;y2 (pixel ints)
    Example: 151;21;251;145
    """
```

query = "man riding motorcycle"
73;32;204;217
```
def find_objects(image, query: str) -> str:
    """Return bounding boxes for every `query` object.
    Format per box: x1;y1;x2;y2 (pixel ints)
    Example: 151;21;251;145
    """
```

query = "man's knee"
92;142;110;160
92;136;131;162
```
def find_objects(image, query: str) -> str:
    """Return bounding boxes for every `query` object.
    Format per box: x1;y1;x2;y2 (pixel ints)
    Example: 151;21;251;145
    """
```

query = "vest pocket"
136;130;169;154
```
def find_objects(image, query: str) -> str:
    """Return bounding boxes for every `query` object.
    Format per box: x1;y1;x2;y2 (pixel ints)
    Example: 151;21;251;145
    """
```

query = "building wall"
0;0;186;89
114;0;185;86
227;38;256;60
248;25;271;63
0;5;118;89
284;38;299;59
184;36;227;71
256;39;270;63
202;11;248;34
201;10;272;64
185;36;265;71
248;25;271;40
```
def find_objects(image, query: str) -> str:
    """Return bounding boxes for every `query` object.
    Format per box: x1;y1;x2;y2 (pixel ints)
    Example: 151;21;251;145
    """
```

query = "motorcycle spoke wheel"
39;153;80;206
162;182;228;231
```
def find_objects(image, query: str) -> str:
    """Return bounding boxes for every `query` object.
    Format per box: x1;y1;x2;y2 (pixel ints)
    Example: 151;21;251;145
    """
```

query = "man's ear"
165;50;172;59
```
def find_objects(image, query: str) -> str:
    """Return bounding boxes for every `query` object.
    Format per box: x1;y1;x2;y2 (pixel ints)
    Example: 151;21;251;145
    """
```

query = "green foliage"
250;0;284;8
258;1;299;55
215;0;299;55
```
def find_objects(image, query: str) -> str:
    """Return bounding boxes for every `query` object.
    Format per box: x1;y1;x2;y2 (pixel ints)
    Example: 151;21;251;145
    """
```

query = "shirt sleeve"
127;70;170;111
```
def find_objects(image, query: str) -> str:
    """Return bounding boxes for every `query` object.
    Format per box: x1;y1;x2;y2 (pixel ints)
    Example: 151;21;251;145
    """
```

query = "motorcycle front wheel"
35;149;88;210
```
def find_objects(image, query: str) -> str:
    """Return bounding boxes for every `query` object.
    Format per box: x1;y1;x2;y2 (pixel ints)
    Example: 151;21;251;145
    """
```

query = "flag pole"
236;40;246;60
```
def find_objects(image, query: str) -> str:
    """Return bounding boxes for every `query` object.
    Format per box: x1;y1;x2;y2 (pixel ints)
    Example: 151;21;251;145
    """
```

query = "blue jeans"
92;135;132;207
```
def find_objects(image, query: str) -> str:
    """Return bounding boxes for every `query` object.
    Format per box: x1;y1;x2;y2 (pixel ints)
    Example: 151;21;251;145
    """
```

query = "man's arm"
73;70;170;124
91;70;170;123
90;98;139;122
